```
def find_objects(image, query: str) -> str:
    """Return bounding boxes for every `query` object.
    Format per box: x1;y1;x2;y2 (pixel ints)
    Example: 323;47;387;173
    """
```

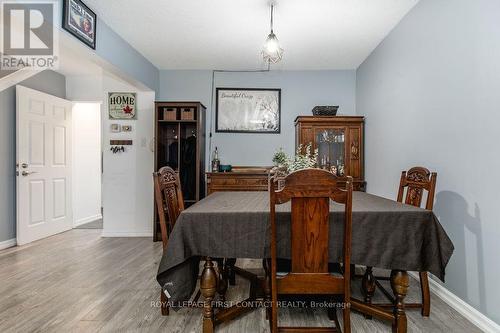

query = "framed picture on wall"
216;88;281;133
62;0;97;49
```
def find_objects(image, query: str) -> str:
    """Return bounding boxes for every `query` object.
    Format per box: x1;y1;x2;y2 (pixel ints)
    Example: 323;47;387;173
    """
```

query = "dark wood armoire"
153;102;206;241
295;116;365;191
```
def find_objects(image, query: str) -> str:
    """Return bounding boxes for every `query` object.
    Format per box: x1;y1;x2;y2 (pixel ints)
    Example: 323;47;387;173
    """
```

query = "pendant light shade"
262;5;283;64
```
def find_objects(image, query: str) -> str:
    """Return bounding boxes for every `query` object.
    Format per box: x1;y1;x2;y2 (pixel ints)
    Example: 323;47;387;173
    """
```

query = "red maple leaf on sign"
123;105;133;114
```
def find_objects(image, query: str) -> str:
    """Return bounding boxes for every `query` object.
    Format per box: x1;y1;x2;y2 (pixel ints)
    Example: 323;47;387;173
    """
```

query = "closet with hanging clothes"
154;102;206;242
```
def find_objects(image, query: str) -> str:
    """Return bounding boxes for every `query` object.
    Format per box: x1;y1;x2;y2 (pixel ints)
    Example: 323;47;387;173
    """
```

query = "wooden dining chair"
154;166;225;316
154;167;184;251
268;169;353;333
153;166;185;316
363;166;437;317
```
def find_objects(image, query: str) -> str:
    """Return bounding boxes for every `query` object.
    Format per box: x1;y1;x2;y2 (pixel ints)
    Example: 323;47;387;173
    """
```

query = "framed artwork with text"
216;88;281;134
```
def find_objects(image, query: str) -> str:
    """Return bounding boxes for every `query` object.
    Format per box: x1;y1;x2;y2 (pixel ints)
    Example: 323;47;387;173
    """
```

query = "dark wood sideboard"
206;166;272;195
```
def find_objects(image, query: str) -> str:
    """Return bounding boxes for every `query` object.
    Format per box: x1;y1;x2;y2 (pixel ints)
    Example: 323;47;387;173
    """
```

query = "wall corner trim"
409;272;500;333
0;238;17;251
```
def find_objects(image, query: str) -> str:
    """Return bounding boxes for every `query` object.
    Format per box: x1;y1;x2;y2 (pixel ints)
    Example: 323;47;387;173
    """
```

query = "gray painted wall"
0;70;66;242
357;0;500;325
159;70;356;167
93;18;159;94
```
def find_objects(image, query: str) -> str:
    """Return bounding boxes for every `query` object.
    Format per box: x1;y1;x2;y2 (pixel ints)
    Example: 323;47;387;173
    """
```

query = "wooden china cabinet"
295;116;365;191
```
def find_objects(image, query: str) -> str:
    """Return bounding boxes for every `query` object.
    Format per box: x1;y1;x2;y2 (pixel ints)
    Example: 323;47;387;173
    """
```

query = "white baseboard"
100;231;152;238
409;272;500;333
0;238;17;250
73;214;102;228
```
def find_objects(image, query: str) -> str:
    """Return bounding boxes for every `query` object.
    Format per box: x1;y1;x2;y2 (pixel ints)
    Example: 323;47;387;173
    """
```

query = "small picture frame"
121;125;132;132
62;0;97;49
110;124;121;133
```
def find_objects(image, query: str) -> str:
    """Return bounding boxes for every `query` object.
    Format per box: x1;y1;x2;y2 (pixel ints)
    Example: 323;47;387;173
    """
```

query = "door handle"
21;171;37;176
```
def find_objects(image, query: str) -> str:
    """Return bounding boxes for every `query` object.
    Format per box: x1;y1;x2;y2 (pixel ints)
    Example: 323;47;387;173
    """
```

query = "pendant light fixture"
262;4;283;64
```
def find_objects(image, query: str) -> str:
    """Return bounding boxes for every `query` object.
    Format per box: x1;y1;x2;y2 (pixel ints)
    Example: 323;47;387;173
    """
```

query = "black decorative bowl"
312;106;339;116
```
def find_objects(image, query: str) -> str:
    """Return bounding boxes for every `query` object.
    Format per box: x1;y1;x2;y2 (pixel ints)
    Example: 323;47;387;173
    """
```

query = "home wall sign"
108;92;137;120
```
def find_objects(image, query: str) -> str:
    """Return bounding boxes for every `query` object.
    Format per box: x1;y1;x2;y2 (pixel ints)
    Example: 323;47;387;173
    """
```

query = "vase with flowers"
271;143;319;177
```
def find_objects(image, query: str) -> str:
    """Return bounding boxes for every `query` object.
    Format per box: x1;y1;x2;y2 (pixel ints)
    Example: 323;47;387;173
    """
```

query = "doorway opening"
72;102;103;230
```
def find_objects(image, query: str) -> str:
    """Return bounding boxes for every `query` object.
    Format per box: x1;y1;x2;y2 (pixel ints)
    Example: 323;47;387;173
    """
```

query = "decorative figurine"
338;164;345;177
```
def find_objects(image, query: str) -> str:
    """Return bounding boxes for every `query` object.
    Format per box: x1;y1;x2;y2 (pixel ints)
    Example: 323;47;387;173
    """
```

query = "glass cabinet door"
315;128;346;177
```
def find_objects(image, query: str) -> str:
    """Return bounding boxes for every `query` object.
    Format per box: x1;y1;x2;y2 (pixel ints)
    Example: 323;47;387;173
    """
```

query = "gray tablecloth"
157;191;454;303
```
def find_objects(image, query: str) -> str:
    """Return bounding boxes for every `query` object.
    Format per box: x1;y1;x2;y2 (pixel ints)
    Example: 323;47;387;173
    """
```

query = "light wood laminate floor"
0;230;481;333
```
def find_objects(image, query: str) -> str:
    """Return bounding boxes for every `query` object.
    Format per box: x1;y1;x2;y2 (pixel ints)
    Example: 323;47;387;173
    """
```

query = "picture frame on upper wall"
62;0;97;50
216;88;281;134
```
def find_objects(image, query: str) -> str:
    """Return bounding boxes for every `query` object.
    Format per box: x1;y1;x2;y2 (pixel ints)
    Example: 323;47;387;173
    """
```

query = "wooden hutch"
153;102;206;241
295;116;365;191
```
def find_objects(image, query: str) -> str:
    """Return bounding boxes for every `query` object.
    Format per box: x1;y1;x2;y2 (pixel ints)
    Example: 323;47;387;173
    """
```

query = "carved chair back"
153;167;185;250
269;168;353;282
397;167;437;210
269;169;353;332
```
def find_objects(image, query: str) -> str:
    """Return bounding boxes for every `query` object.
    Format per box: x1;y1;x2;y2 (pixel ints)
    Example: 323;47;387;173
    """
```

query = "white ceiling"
83;0;419;70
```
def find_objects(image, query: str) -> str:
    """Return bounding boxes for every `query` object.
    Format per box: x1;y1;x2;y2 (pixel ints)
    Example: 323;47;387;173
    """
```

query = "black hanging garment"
181;135;197;200
167;142;178;169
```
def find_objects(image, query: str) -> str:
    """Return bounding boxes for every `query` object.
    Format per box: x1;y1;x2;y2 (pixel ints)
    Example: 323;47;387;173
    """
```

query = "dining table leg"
216;258;228;302
361;266;376;319
226;258;237;285
390;270;409;333
201;257;218;333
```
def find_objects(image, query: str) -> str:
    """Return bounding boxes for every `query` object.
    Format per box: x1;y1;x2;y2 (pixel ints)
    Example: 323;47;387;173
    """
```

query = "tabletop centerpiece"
271;144;319;180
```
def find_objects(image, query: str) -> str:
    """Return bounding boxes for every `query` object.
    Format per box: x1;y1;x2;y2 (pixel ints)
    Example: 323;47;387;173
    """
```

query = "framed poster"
108;92;137;120
62;0;97;49
216;88;281;133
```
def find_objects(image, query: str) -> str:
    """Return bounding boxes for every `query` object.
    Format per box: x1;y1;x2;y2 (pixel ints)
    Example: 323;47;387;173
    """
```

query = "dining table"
157;191;454;333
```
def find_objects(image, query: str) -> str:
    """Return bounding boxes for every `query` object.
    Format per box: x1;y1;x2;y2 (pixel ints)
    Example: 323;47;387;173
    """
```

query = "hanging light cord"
270;5;274;33
208;68;270;160
207;4;276;159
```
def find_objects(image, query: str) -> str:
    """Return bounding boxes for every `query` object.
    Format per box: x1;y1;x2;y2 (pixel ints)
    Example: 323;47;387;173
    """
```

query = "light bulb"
265;37;279;53
261;4;283;64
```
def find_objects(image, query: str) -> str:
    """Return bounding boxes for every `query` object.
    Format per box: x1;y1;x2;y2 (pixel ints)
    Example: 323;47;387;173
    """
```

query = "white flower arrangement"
272;144;318;174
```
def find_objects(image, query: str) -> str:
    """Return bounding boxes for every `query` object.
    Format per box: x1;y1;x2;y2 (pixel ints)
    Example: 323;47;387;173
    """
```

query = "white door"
16;85;73;245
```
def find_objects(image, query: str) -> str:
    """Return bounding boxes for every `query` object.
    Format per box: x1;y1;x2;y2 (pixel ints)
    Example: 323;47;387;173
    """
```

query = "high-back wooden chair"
397;167;437;211
364;167;437;317
398;167;437;316
154;166;185;251
153;166;185;316
269;169;353;333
